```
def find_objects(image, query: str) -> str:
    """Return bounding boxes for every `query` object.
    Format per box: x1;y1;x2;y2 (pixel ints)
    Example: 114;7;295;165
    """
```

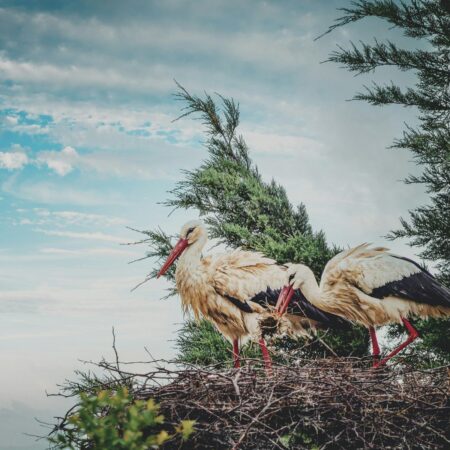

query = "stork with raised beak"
157;220;350;370
274;244;450;367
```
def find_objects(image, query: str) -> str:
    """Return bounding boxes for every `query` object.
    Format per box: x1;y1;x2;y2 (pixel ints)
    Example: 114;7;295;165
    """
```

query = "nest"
51;353;450;449
259;313;281;338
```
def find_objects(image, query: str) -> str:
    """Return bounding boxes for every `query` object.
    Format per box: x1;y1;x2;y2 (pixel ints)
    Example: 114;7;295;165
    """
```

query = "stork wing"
208;250;352;329
320;243;376;287
287;289;352;329
332;246;450;308
206;250;286;311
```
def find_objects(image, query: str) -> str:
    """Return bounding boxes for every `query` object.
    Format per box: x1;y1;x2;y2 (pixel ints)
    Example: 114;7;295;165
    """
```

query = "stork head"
286;263;315;290
157;220;207;278
275;263;315;313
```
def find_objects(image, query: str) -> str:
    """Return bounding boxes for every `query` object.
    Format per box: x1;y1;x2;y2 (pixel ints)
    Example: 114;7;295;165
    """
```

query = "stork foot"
372;354;381;368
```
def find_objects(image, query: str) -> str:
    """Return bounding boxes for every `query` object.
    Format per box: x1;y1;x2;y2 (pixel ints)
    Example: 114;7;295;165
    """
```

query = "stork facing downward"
157;220;350;371
275;244;450;367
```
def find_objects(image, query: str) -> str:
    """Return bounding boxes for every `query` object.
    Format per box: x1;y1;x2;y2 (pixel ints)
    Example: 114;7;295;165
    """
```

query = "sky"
0;1;428;449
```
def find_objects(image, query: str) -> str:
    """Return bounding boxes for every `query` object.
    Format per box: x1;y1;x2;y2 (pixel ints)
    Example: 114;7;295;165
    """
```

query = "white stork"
274;244;450;367
156;220;350;370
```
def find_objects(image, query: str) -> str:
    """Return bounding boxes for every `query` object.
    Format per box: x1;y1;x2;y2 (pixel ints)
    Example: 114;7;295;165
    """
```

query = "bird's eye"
288;273;295;282
186;227;195;237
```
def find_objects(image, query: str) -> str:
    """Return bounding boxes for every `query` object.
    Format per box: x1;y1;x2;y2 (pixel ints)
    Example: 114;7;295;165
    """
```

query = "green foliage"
176;320;370;367
324;0;450;362
280;429;320;449
175;320;261;366
128;227;176;281
314;326;370;357
136;84;369;362
49;387;194;449
167;84;336;277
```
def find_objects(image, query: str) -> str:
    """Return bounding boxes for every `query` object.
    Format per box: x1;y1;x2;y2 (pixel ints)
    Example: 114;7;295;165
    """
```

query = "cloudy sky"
0;1;427;448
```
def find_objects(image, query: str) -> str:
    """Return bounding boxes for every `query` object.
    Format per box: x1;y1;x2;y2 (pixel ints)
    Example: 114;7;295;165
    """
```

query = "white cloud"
40;247;135;257
2;177;119;206
0;56;174;94
0;97;205;179
0;7;316;93
44;158;73;176
0;144;79;176
244;129;325;157
2;93;203;144
15;208;128;229
0;151;28;170
35;228;126;243
36;145;78;176
40;209;127;226
8;122;50;135
4;115;18;126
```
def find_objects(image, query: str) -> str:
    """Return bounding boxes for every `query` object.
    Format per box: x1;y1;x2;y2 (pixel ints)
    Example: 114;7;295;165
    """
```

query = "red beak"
157;238;189;278
275;284;295;315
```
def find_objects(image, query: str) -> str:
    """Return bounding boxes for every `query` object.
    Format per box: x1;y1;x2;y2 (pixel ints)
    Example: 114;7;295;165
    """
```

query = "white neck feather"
175;233;208;318
300;273;328;311
176;235;206;274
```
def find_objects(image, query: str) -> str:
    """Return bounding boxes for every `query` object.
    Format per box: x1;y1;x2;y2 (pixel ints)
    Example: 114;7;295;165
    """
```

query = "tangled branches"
49;351;450;450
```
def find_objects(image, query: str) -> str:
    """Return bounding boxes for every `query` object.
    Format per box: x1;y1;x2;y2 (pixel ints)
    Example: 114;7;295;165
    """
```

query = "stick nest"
51;354;450;449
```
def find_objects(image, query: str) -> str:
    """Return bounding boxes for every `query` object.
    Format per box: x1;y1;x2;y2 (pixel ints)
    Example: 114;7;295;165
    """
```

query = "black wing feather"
217;291;255;313
371;271;450;308
249;287;350;330
250;287;282;306
218;286;281;313
288;289;351;330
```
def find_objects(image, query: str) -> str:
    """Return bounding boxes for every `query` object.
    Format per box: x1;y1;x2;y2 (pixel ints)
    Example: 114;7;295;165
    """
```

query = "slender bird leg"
258;338;273;376
369;327;381;367
376;318;419;367
232;339;240;369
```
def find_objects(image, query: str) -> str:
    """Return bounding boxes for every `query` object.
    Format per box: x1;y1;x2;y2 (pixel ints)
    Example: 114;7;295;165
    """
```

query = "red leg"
258;338;273;376
376;318;419;367
232;339;240;368
369;327;380;367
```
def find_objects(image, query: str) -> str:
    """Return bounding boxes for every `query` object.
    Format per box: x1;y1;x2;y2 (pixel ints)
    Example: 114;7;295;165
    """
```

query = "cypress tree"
136;84;368;364
324;0;450;362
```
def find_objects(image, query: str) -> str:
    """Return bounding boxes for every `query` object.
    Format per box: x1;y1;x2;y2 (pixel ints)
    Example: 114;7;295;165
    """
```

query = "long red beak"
275;284;295;315
157;238;189;278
